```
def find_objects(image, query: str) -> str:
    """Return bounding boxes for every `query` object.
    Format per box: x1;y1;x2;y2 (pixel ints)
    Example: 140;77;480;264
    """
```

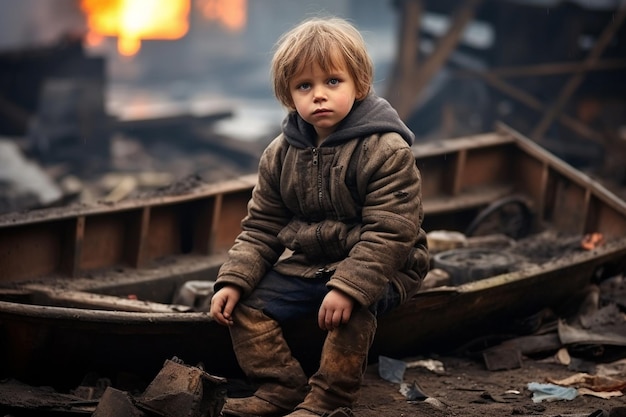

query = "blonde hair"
271;17;373;110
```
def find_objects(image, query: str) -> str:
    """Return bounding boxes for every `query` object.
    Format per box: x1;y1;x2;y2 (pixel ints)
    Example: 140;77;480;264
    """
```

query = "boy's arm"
329;135;425;307
214;138;291;296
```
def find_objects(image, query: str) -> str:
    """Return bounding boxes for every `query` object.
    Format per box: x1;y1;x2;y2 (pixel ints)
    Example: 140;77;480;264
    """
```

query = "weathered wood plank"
24;284;191;313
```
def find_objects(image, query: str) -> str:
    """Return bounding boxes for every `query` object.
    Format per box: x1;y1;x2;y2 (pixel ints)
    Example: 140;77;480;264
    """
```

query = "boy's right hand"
209;285;242;326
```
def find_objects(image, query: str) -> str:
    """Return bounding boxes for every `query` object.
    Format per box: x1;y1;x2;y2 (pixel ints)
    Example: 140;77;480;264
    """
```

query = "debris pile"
0;357;227;417
0;39;266;215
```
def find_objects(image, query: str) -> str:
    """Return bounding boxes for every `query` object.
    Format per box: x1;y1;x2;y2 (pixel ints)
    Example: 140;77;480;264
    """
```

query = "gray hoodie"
282;93;415;148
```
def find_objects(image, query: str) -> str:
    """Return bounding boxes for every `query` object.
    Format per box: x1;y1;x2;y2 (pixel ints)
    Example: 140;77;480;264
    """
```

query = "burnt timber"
386;0;626;182
0;125;626;389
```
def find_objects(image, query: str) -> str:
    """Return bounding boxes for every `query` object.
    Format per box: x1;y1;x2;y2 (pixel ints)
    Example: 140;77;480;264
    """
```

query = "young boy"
210;16;429;417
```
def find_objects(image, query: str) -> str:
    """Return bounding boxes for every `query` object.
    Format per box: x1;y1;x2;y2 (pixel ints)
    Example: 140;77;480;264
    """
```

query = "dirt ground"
2;353;625;416
354;354;626;417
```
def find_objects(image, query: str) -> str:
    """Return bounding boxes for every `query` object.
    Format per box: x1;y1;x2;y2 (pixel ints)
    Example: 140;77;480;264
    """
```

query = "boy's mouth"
313;108;331;115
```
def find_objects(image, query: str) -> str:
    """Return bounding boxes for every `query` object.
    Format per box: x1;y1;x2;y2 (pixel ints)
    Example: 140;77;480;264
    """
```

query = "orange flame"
198;0;247;31
80;0;190;56
581;233;604;251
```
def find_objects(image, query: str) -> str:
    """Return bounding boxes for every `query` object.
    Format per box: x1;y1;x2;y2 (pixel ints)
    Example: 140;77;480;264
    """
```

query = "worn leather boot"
283;409;320;417
295;307;377;415
225;303;308;415
222;395;288;417
283;407;354;417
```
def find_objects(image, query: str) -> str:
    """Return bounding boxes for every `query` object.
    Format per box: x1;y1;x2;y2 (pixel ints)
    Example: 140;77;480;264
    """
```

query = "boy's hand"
209;285;242;326
318;289;355;331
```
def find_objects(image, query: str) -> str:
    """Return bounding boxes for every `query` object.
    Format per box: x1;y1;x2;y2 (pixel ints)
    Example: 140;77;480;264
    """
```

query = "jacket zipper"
312;147;326;256
312;147;323;209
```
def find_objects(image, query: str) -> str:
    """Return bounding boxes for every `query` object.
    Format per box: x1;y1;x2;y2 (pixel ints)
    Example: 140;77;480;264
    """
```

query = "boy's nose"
313;86;327;102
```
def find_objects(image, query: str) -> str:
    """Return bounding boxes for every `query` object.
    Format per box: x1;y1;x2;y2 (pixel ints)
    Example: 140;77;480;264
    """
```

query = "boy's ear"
355;87;370;101
283;98;296;111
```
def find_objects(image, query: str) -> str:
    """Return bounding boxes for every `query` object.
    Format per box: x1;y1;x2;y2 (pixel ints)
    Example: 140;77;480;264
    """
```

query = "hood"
282;93;415;148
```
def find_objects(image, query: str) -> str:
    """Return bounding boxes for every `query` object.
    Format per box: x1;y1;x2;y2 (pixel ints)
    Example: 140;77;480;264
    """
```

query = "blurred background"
0;0;625;212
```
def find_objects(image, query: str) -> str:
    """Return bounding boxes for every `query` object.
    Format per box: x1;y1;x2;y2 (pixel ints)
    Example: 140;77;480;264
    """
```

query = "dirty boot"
222;395;288;417
295;307;377;415
225;303;308;415
325;408;354;417
284;407;353;417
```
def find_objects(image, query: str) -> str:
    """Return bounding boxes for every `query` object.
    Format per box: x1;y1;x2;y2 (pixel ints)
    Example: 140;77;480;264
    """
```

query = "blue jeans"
241;269;400;323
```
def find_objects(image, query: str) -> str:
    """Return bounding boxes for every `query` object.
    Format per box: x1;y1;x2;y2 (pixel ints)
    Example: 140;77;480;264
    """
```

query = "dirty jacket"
215;93;429;307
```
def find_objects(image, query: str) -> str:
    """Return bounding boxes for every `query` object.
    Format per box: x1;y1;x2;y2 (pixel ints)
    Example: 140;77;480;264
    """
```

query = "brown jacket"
215;94;429;307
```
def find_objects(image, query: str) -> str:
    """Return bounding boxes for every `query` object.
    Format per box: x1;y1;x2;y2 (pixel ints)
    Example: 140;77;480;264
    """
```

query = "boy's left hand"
318;289;354;331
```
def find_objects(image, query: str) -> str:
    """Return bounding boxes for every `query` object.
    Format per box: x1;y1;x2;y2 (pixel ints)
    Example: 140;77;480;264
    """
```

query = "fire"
581;232;604;250
80;0;190;56
198;0;247;31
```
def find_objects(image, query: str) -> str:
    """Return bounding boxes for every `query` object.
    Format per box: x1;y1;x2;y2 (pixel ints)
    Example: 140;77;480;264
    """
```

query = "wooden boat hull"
1;124;625;388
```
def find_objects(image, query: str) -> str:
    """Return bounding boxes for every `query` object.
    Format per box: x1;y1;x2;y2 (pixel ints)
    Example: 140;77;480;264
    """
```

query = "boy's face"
289;61;358;143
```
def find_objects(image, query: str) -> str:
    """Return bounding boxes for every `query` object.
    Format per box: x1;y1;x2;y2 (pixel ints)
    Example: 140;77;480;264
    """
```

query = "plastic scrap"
406;359;446;375
546;373;626;399
378;356;406;383
399;381;429;401
578;387;624;399
548;373;626;393
378;356;447;384
527;382;578;403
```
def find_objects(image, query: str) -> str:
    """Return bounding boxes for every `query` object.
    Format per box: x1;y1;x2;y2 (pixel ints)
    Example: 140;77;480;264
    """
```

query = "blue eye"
297;83;311;91
328;78;340;85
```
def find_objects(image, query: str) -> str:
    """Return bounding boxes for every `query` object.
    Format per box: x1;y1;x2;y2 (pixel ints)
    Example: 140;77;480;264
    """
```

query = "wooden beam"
452;149;467;196
126;207;151;268
404;0;483;119
24;284;192;313
531;8;626;141
477;70;605;145
386;0;423;115
63;216;85;278
453;58;626;79
400;0;422;82
387;0;483;120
